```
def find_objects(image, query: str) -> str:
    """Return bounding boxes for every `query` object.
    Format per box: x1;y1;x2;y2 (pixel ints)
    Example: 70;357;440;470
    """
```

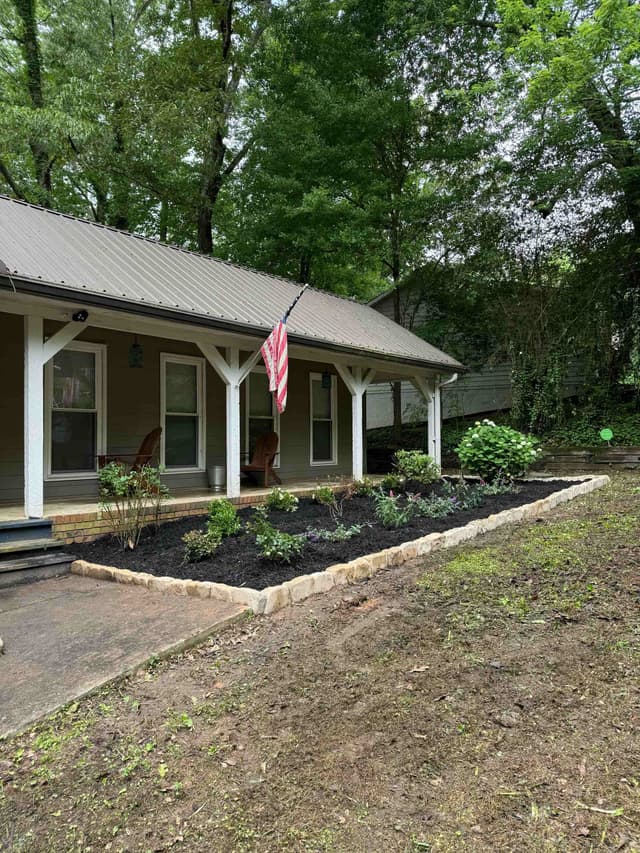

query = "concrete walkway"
0;575;246;737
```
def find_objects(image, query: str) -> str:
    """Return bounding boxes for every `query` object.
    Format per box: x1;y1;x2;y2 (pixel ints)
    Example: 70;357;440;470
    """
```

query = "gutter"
0;275;467;374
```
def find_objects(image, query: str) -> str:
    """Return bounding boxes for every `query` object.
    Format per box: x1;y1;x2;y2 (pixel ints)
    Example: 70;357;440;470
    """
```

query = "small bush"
247;506;304;563
312;485;335;505
350;477;376;497
393;449;440;484
265;487;299;513
373;490;415;528
456;420;541;481
182;529;221;563
411;494;458;518
380;472;405;491
207;498;241;539
305;523;364;542
99;462;168;550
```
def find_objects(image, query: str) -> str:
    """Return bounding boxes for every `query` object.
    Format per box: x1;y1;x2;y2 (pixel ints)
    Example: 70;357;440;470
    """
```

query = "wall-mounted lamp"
72;309;89;322
321;370;332;389
128;336;144;368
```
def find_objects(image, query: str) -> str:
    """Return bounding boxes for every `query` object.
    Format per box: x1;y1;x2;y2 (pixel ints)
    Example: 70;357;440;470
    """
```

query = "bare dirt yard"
1;473;639;852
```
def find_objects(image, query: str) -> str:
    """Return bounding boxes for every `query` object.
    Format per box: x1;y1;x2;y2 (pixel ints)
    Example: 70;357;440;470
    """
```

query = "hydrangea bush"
456;419;541;481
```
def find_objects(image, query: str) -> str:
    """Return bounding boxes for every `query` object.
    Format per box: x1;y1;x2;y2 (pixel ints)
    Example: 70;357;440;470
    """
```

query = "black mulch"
74;479;576;590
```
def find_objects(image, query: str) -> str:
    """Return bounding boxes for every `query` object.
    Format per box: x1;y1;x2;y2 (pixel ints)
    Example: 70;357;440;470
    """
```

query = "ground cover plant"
2;474;638;852
75;476;573;589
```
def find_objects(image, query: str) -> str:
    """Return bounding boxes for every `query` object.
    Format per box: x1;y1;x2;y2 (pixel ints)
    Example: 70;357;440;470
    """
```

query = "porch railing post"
24;315;44;518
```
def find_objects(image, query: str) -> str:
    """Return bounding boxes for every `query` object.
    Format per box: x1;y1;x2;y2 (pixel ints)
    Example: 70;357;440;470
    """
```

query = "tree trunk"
13;0;51;203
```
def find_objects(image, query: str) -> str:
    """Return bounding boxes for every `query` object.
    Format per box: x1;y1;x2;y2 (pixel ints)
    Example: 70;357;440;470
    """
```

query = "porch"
0;477;350;543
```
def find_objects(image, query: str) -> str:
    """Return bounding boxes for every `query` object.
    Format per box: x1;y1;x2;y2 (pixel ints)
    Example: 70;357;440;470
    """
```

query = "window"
246;369;280;466
45;342;106;478
310;372;337;465
161;354;205;470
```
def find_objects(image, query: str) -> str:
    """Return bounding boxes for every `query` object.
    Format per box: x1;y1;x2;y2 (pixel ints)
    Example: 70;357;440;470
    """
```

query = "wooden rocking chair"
98;426;162;471
241;431;282;488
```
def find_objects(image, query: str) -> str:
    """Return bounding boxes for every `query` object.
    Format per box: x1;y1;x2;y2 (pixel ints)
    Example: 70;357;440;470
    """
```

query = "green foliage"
248;506;305;563
373;490;415;529
182;530;221;564
544;401;640;448
264;487;299;513
393;449;441;484
207;498;241;539
380;473;406;491
312;486;335;505
305;523;364;542
98;462;168;550
350;477;376;497
456;420;541;481
312;484;353;522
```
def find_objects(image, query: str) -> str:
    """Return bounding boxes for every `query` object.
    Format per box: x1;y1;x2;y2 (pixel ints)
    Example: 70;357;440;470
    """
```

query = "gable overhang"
0;274;465;379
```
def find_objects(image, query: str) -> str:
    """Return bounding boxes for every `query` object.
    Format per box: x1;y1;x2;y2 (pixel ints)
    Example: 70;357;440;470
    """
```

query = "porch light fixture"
72;309;89;322
321;370;332;389
128;336;144;368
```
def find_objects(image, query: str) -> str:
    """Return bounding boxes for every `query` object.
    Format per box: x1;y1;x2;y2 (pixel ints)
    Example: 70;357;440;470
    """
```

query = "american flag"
260;285;309;415
261;320;288;414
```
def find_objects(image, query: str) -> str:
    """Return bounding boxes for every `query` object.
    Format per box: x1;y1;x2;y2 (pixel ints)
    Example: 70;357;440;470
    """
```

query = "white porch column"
23;315;85;518
197;341;261;499
24;316;45;518
412;374;441;467
335;365;376;481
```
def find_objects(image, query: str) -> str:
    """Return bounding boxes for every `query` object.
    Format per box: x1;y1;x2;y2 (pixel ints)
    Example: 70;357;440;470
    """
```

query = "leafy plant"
305;523;364;542
265;487;299;512
373;490;416;528
411;494;459;518
351;477;376;496
393;449;441;484
380;472;406;491
312;485;335;505
312;484;353;522
182;529;221;563
248;507;305;563
456;420;541;481
99;462;169;550
207;498;241;539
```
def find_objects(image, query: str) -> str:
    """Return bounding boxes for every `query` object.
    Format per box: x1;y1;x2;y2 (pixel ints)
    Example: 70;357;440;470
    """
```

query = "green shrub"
305;523;364;542
207;498;241;539
456;419;541;481
182;529;221;563
393;449;440;484
350;477;376;497
247;506;304;563
265;487;299;512
312;485;335;505
380;472;405;491
99;462;169;550
373;490;415;528
411;493;458;518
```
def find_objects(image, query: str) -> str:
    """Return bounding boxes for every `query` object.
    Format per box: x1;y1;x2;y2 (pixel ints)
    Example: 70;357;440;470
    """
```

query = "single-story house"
0;195;462;521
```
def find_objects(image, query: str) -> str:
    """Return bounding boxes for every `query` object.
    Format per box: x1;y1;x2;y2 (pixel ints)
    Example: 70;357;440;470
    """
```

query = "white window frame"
245;367;280;468
160;353;206;473
309;372;338;466
44;341;107;481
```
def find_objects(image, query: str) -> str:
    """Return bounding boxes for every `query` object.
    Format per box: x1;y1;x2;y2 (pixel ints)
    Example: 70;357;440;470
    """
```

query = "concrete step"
0;538;64;557
0;553;75;588
0;518;54;545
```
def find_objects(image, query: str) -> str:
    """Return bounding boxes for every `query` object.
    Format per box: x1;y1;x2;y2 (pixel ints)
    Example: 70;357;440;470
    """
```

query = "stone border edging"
72;475;609;616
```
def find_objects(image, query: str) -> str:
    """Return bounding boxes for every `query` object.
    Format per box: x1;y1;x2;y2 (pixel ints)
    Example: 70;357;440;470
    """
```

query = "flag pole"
282;283;310;323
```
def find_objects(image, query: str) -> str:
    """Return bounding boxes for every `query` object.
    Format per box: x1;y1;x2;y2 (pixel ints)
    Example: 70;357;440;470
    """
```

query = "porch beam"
238;349;262;384
334;364;377;481
41;320;83;364
24;315;45;518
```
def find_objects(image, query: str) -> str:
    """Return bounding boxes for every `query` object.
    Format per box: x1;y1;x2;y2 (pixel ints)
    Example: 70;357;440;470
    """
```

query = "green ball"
600;428;613;441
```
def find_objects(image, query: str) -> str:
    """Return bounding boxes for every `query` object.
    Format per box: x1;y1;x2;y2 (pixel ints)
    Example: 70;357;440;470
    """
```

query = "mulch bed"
74;478;575;590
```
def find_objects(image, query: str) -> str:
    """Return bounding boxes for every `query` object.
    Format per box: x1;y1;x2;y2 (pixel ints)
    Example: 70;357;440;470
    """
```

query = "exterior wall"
0;312;353;504
0;313;24;504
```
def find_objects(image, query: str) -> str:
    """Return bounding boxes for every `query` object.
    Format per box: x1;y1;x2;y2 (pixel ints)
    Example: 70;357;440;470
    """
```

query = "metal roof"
0;195;462;372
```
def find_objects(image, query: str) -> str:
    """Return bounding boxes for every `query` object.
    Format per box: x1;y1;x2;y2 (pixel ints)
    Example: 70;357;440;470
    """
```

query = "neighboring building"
368;285;584;430
0;196;462;519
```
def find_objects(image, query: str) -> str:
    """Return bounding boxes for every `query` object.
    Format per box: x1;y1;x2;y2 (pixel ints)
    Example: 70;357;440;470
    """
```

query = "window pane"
312;420;332;463
166;362;197;413
52;350;95;410
312;380;331;420
51;411;96;472
249;373;273;418
165;415;197;467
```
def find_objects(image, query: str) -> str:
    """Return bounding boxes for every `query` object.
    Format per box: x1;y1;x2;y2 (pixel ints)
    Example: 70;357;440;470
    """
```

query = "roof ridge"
0;194;368;309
